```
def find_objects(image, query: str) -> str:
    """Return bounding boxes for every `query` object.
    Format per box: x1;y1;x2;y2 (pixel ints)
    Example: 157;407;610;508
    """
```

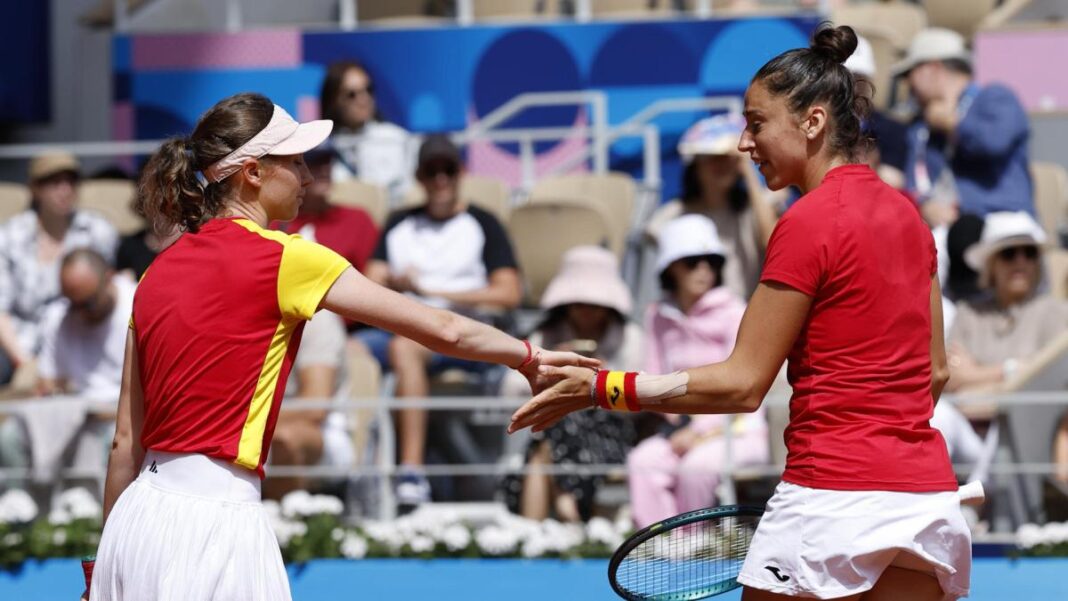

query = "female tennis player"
511;24;972;601
79;92;596;601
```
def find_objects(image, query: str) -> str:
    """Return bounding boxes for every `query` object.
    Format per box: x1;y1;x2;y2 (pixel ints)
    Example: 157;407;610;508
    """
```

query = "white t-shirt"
330;121;418;201
37;274;135;404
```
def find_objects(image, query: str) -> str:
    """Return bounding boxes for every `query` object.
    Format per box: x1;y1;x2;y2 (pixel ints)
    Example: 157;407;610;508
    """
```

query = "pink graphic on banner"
111;102;137;174
466;107;590;188
976;29;1068;111
133;30;301;70
297;96;321;122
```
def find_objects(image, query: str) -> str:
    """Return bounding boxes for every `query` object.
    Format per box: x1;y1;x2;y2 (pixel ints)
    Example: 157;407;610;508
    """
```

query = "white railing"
112;0;833;33
2;391;1066;533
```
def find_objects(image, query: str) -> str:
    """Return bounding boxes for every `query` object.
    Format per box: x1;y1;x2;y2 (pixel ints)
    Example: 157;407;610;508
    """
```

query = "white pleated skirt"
90;450;291;601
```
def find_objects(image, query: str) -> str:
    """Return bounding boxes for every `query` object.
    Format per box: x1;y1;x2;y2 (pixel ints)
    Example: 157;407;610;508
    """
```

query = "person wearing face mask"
0;153;118;385
319;60;416;201
626;215;767;529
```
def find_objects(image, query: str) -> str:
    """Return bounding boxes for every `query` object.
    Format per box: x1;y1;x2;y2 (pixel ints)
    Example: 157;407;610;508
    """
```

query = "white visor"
202;104;333;183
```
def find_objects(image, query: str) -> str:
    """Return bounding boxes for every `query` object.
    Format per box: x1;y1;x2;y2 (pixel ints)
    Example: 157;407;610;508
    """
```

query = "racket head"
608;504;764;601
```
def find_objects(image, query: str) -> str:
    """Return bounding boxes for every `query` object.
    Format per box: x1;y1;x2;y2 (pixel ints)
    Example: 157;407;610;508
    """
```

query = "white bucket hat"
655;214;726;274
203;104;333;183
964;212;1047;283
892;28;971;77
844;34;876;79
677;114;745;161
539;245;633;315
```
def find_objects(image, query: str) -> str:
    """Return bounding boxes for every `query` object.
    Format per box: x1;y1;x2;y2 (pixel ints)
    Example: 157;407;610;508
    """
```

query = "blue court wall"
5;557;1068;600
113;15;819;199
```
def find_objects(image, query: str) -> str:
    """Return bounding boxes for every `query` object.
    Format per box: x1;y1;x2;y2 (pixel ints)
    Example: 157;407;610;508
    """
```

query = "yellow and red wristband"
594;370;640;412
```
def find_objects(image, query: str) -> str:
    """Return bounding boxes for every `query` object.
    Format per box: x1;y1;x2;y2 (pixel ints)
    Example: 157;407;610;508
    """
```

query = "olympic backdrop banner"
113;15;819;199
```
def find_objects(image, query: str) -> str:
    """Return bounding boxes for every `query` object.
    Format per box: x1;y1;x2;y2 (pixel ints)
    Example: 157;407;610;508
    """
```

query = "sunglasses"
342;85;374;100
678;255;721;270
419;163;459;179
996;245;1039;262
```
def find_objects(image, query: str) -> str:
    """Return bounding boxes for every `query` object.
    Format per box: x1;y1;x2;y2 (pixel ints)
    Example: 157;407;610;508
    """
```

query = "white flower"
0;489;38;524
521;534;550;558
56;488;101;521
48;508;72;526
270;517;308;547
363;521;404;553
1040;522;1068;546
281;490;313;518
441;524;471;552
2;532;23;546
340;533;368;559
587;517;622;548
332;528;345;542
52;529;68;546
409;534;435;554
1017;523;1044;548
262;499;282;519
475;525;518;556
308;494;344;516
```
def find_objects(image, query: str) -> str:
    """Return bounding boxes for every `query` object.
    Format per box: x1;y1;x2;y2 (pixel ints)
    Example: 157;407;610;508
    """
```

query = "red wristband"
82;557;95;597
623;371;640;412
513;340;534;370
595;369;610;409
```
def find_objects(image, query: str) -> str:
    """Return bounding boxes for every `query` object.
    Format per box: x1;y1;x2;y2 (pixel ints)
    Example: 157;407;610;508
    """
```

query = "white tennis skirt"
737;480;976;600
90;450;291;601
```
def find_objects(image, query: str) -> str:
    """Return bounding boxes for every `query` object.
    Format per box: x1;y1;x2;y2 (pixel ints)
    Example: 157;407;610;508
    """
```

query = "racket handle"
82;556;95;598
957;481;985;506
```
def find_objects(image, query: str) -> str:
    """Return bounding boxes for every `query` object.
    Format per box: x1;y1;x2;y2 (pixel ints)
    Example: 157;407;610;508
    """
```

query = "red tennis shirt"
761;165;957;492
132;217;350;477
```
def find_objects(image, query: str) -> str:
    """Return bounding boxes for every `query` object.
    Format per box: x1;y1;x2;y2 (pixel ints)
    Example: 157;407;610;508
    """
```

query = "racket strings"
616;514;759;599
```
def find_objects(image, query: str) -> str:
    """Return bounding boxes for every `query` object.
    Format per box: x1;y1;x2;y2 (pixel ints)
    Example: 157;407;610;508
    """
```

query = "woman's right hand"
516;347;600;396
509;365;598;433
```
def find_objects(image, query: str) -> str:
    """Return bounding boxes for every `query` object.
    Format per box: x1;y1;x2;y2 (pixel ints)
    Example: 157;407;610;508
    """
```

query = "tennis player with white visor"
511;24;982;601
81;93;597;601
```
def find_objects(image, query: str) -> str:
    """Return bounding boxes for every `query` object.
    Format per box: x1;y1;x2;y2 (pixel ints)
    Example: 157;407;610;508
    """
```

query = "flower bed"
1;488;628;570
1015;522;1068;557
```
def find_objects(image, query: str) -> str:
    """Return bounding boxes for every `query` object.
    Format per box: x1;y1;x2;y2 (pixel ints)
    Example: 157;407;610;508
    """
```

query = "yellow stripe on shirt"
235;318;298;470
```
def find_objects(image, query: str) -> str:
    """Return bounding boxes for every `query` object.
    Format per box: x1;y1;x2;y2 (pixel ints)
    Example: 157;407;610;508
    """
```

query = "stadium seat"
831;1;927;50
1045;248;1068;301
356;0;435;21
329;179;390;226
472;0;558;21
922;0;999;39
401;174;513;225
78;179;143;235
1031;161;1068;243
528;172;637;258
508;199;613;305
0;182;30;223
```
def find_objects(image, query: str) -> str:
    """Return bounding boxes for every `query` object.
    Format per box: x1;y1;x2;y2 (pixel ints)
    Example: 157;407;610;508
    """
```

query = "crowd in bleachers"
2;0;1068;531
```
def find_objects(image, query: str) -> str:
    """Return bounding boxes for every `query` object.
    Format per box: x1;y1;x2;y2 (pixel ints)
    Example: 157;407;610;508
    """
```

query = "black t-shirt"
116;229;157;279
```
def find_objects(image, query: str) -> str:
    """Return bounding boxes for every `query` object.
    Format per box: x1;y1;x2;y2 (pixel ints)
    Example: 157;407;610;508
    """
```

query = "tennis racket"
608;505;764;600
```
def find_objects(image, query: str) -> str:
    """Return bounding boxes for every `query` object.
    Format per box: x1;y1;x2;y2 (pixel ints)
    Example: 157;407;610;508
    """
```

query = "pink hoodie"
643;287;761;435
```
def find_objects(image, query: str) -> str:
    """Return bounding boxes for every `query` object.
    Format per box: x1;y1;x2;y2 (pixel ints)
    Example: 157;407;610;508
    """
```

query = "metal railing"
2;391;1066;535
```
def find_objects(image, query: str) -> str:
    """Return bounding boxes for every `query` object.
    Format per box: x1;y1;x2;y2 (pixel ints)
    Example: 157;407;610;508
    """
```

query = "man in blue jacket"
896;27;1033;224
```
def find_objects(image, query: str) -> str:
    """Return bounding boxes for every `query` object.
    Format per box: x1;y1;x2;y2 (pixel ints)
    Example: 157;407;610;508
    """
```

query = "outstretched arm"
320;267;598;386
510;281;811;432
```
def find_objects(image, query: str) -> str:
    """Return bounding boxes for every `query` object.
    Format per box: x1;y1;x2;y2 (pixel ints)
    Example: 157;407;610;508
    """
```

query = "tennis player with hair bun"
511;24;977;600
79;92;597;601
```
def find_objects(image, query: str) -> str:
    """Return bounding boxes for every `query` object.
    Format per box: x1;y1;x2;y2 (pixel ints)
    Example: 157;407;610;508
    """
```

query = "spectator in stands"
844;34;909;189
36;249;133;401
115;211;180;281
363;134;521;507
265;310;354;500
627;215;767;528
646;115;779;299
278;141;379;274
946;212;1068;394
896;28;1033;224
320;60;416;200
0;152;117;385
0;248;132;494
501;246;642;522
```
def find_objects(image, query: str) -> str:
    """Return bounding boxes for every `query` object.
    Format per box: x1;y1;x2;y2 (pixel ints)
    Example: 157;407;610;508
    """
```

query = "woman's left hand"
509;365;598;433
